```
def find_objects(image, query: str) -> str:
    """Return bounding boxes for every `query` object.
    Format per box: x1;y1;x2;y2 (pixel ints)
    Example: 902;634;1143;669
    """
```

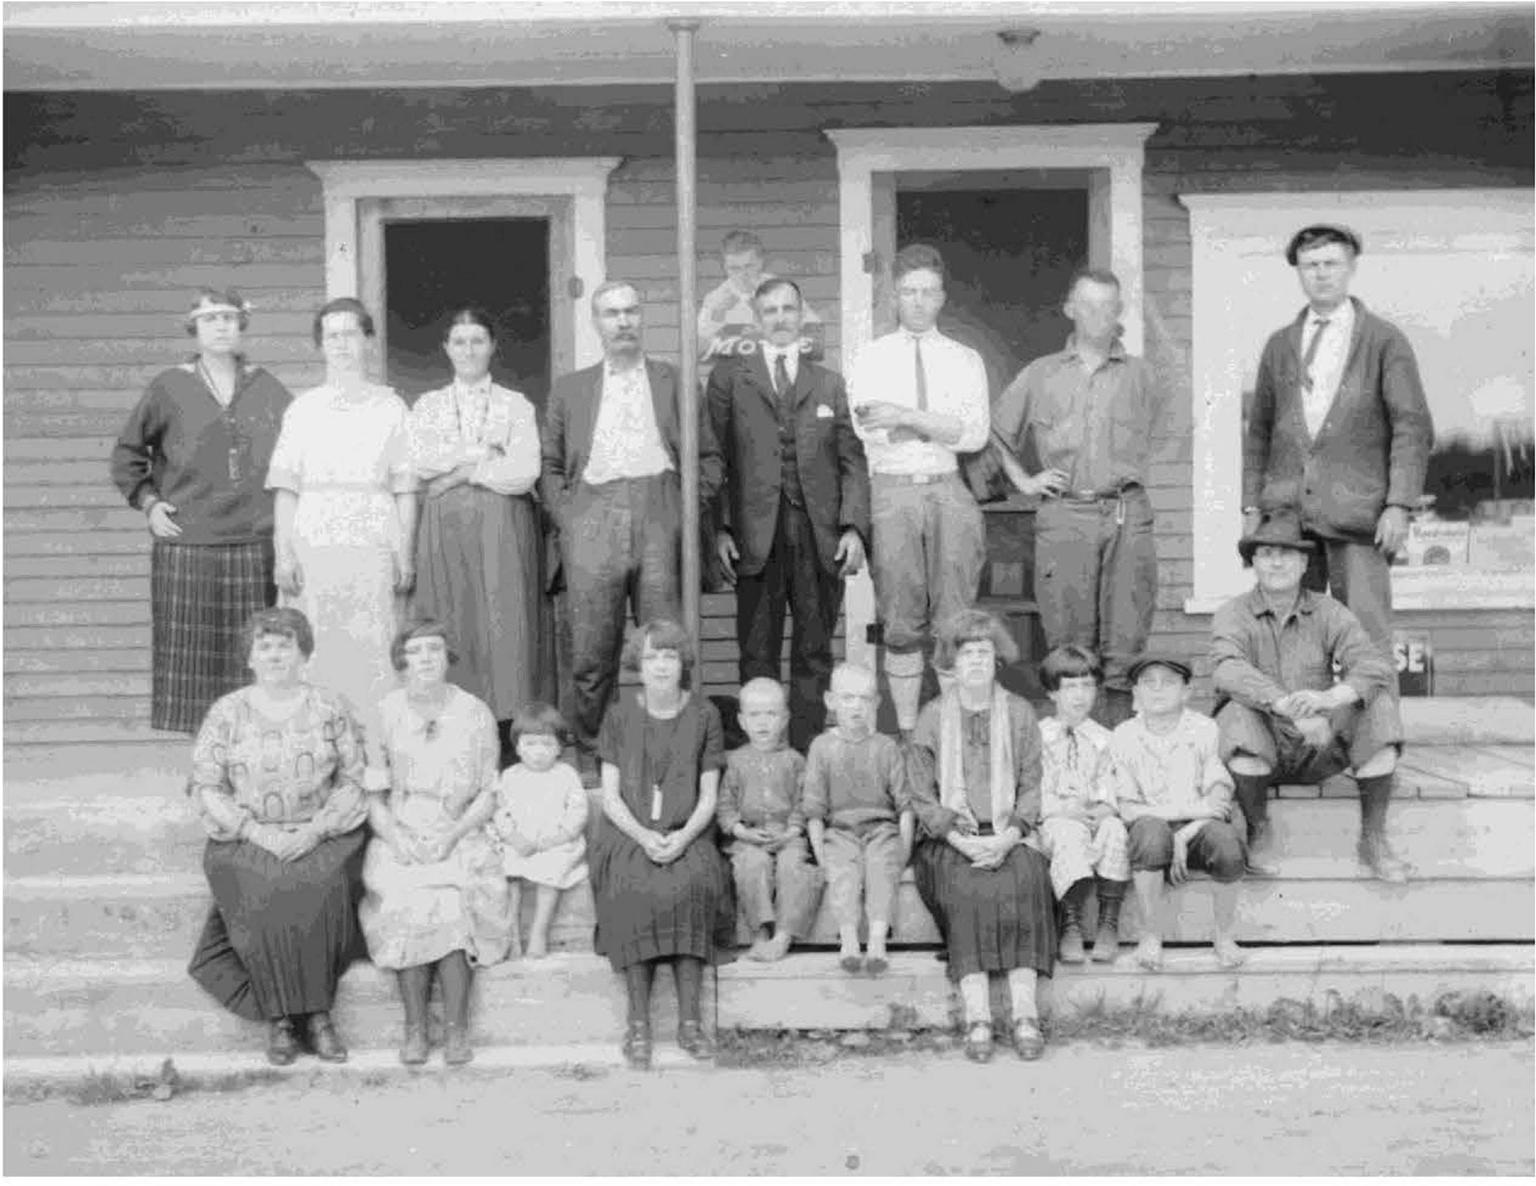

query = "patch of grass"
6;1064;287;1108
712;990;1534;1066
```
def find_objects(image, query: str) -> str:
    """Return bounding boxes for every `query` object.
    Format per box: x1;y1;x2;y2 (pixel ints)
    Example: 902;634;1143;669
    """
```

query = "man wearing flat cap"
1211;508;1407;882
1242;224;1434;685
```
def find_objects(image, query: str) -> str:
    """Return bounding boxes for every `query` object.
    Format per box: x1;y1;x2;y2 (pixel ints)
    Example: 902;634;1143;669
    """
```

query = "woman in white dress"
267;297;416;748
409;307;553;762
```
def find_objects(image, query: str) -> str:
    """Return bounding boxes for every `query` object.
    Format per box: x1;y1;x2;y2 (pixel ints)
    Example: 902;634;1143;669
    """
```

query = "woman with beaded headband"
111;288;294;733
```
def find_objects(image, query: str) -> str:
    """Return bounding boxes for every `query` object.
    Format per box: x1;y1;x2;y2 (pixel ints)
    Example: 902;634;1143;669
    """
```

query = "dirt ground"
6;1041;1532;1176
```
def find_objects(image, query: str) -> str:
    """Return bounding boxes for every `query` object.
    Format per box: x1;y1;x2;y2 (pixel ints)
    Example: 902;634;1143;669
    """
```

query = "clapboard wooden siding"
5;72;1531;745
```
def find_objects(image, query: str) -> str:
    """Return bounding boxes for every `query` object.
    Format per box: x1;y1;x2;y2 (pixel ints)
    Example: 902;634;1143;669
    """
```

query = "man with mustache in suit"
541;280;723;761
708;278;870;752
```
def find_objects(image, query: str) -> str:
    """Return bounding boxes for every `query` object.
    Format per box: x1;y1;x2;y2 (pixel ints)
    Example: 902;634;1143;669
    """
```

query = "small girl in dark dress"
589;618;732;1069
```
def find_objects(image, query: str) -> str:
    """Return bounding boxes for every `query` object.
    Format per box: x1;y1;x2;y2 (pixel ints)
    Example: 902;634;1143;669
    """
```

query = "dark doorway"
896;182;1091;704
383;219;551;411
896;185;1088;401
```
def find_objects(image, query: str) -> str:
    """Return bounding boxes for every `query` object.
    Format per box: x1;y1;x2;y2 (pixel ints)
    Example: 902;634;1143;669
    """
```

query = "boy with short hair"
1112;654;1247;972
717;677;825;961
1036;645;1131;965
803;663;915;975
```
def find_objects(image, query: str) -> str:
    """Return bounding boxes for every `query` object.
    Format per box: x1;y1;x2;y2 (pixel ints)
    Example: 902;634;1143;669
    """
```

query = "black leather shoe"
307;1012;348;1062
677;1019;716;1059
267;1017;299;1066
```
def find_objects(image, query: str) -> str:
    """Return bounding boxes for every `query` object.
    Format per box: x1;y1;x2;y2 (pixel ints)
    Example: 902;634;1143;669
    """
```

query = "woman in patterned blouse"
186;606;369;1066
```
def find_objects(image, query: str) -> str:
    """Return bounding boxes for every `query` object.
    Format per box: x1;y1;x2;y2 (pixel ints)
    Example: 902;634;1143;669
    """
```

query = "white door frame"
827;124;1158;363
826;124;1157;667
307;157;621;368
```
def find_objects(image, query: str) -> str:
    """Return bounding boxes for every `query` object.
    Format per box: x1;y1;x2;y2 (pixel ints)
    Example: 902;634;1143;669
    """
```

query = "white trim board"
1180;188;1535;614
307;158;622;368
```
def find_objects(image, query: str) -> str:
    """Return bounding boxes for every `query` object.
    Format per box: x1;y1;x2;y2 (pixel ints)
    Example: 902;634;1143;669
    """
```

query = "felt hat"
1238;507;1319;566
1285;224;1363;266
1126;654;1193;685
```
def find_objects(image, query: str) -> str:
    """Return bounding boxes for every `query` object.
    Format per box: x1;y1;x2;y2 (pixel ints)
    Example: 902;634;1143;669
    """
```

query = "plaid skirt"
912;838;1057;981
588;820;734;971
150;539;275;733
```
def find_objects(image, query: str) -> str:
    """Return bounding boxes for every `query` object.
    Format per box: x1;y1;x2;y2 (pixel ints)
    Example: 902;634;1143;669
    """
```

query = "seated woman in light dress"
358;619;515;1067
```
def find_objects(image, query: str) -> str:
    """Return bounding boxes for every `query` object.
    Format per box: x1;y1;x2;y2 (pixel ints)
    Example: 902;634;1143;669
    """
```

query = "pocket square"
815;404;834;419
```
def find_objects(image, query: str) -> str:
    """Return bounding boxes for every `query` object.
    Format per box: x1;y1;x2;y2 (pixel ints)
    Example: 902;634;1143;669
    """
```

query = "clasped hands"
638;827;692;865
947;820;1021;870
425;442;496;500
387;824;458;866
854;400;930;444
1272;686;1354;748
244;820;322;863
734;823;802;853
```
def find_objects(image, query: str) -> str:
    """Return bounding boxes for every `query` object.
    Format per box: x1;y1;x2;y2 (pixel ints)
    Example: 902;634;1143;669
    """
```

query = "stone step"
717;945;1536;1030
5;943;1531;1065
7;758;1529;881
2;953;697;1060
9;856;1533;965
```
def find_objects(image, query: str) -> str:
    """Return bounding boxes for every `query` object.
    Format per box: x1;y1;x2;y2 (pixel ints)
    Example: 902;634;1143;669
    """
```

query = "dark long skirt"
912;838;1057;981
414;487;554;720
188;829;367;1021
588;822;734;972
151;538;275;734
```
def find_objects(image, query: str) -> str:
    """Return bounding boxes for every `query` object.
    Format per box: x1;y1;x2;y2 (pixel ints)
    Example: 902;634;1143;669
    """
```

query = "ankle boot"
437;951;475;1066
1091;879;1126;963
1232;773;1278;876
1357;774;1410;883
1058;880;1088;964
397;965;431;1065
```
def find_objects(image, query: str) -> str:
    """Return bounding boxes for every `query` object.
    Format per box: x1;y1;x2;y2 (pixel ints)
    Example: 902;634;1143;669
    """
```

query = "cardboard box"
1467;516;1536;571
1401;518;1470;567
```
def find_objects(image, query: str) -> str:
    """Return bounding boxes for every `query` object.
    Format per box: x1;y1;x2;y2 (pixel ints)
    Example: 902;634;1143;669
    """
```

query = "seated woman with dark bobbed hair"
359;618;514;1068
588;618;732;1069
906;607;1058;1064
186;606;369;1066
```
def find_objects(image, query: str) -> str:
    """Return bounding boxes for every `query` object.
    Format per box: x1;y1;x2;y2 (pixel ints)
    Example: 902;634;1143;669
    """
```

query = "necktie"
774;353;791;401
1301;318;1330;390
1065;726;1080;773
913;337;929;412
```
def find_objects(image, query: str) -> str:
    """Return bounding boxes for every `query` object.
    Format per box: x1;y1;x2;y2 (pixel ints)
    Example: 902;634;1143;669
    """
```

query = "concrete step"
9;853;1533;965
2;953;698;1060
5;943;1530;1065
1397;696;1534;746
7;755;1528;880
717;945;1536;1030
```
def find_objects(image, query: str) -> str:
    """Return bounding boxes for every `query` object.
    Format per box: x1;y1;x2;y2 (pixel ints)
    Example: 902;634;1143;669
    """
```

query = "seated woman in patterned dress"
186;607;369;1066
359;619;515;1067
588;618;732;1069
907;608;1058;1064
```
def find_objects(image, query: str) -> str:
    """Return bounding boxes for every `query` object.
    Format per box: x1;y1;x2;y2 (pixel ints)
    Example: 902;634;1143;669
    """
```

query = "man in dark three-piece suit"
707;278;869;751
541;279;723;752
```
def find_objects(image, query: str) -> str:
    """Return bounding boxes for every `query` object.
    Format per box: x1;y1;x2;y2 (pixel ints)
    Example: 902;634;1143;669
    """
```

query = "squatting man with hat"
1242;223;1434;675
1211;508;1409;882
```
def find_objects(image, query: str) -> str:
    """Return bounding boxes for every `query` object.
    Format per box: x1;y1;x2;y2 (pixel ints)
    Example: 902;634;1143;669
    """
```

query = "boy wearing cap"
1242;224;1434;675
1111;653;1246;971
1211;507;1407;882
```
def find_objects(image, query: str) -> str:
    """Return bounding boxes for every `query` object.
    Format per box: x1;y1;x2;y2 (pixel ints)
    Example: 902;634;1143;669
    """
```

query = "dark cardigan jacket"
1243;298;1434;541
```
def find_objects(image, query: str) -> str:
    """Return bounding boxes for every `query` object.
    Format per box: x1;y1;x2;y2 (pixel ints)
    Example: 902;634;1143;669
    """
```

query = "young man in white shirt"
847;244;990;736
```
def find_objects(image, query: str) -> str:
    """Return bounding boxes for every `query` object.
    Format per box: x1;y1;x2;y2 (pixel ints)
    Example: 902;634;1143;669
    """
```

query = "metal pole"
670;17;702;658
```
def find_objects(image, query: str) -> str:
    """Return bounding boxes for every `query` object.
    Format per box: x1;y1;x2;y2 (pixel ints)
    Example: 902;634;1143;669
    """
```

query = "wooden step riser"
2;957;696;1060
6;948;1531;1059
9;869;1534;962
8;787;1533;880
